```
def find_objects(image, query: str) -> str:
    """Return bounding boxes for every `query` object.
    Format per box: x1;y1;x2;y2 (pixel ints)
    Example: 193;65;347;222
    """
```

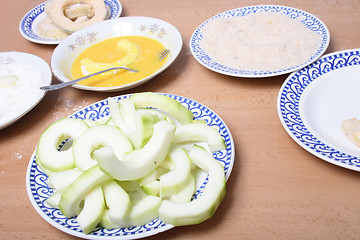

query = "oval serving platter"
19;0;122;45
190;5;330;78
277;49;360;171
26;93;235;239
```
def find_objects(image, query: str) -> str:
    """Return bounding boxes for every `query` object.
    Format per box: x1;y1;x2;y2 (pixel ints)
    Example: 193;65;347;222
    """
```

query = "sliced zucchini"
159;145;192;198
47;168;83;192
141;180;160;196
93;120;175;181
37;118;89;172
107;97;129;136
174;122;226;152
72;124;133;171
76;185;105;234
132;109;155;149
83;119;99;127
45;191;62;209
80;39;140;75
128;190;163;227
129;92;194;125
59;165;111;218
168;173;196;204
102;180;132;226
158;145;226;226
99;209;120;229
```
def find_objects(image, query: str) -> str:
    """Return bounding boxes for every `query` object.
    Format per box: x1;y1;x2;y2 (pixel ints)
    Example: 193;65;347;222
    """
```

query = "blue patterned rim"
190;5;330;77
26;93;235;239
277;49;360;171
19;0;122;45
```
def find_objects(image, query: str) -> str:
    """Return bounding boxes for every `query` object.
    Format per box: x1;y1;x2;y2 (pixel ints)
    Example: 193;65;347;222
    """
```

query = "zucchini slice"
158;145;226;226
37;118;89;172
93;120;175;181
130;92;194;125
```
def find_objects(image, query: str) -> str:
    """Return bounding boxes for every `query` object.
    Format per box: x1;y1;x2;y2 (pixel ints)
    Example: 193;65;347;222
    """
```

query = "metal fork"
40;66;137;91
159;49;170;61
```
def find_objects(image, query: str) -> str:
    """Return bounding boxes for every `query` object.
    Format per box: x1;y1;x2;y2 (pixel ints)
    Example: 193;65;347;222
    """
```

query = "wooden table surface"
1;0;360;239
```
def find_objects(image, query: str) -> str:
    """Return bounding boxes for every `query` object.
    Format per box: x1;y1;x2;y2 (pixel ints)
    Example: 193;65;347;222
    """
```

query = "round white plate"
277;49;360;171
51;16;182;92
19;0;122;45
0;52;52;130
26;93;235;239
190;5;330;78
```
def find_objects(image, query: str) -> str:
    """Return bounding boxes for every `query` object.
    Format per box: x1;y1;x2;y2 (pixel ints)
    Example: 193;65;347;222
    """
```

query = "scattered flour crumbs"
0;62;45;124
200;11;322;71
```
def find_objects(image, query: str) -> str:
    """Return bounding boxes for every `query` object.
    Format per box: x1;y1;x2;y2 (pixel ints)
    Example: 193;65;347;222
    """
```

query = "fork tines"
159;49;170;61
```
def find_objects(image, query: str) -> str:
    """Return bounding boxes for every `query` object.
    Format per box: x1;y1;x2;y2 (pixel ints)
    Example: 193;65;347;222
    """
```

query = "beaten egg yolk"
71;36;168;88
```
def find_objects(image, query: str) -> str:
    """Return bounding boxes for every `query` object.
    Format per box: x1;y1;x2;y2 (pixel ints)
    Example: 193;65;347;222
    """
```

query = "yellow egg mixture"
71;36;167;87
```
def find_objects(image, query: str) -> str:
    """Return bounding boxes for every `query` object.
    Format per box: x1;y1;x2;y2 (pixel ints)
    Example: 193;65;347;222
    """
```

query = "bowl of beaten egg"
51;17;182;91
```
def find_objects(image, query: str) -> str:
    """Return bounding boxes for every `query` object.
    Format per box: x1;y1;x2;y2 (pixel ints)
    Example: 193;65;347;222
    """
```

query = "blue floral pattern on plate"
277;49;360;171
26;93;235;239
190;5;330;78
19;0;122;45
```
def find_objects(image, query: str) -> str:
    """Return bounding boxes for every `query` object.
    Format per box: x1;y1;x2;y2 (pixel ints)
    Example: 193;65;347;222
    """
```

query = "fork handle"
40;67;137;91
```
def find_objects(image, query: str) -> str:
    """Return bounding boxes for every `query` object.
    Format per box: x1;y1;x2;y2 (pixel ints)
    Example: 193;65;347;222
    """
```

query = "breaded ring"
49;0;107;33
65;3;94;20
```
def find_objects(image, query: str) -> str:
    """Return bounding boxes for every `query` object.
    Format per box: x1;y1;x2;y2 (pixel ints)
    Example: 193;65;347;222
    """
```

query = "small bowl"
0;52;52;129
51;17;182;92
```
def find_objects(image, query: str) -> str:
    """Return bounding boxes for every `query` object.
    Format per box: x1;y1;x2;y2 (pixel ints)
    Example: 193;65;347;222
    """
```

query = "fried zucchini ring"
49;0;107;33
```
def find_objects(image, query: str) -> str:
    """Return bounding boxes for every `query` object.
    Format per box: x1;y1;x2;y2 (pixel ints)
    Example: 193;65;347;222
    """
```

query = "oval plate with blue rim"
277;49;360;171
19;0;122;45
190;5;330;78
26;93;235;239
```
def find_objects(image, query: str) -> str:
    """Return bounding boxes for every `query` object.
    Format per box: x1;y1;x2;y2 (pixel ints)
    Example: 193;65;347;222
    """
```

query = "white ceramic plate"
190;5;330;78
51;16;182;92
277;49;360;171
26;93;235;239
19;0;122;45
0;52;52;130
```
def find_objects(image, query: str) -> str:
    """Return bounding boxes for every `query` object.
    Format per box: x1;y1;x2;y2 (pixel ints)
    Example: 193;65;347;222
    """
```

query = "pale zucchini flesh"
174;123;226;152
59;165;111;218
129;92;194;125
37;118;89;172
76;186;105;234
159;145;192;198
72;124;133;171
47;168;83;192
158;145;226;226
103;180;132;226
93;120;175;180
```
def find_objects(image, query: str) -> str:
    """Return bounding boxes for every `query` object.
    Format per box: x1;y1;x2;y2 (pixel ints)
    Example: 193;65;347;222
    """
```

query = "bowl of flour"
190;5;330;77
0;52;52;129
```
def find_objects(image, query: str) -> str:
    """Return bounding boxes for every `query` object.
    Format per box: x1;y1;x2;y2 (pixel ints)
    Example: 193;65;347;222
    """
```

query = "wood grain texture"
0;0;359;239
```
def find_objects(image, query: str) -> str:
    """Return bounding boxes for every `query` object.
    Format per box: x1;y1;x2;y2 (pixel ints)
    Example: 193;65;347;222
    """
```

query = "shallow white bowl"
51;17;182;92
0;52;51;129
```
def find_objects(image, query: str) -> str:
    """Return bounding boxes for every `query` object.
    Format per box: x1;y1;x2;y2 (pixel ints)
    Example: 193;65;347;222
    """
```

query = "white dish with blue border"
190;5;330;78
277;49;360;171
26;93;235;239
19;0;122;45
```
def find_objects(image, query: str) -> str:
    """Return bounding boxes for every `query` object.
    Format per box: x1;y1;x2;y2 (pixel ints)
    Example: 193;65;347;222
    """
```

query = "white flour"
200;11;322;72
0;62;45;124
